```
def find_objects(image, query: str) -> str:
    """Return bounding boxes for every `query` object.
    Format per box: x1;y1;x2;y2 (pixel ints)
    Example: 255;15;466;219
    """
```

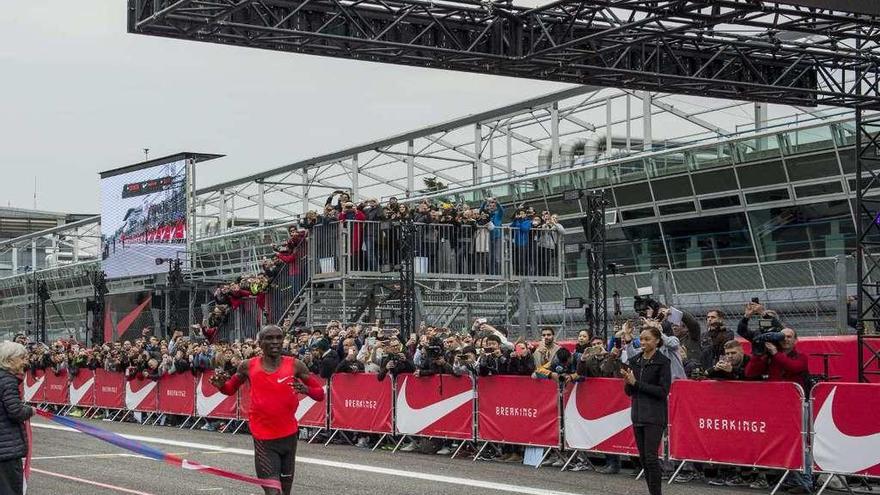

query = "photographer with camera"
476;335;508;377
414;336;459;377
377;338;414;382
738;303;808;386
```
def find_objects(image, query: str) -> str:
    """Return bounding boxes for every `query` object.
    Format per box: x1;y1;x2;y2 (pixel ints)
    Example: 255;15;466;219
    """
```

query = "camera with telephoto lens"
425;337;444;360
751;312;784;356
633;295;661;317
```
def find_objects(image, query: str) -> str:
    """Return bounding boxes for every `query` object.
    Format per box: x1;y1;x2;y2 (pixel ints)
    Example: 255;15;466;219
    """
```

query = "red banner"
69;370;95;407
296;377;328;428
43;371;69;405
23;370;45;403
812;382;880;476
94;370;125;409
668;380;804;470
125;377;158;412
158;372;195;415
197;371;237;419
563;378;638;456
395;374;473;440
329;374;392;434
477;376;559;447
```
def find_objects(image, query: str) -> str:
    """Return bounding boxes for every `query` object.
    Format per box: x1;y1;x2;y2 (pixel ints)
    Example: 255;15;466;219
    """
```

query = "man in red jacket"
743;328;808;385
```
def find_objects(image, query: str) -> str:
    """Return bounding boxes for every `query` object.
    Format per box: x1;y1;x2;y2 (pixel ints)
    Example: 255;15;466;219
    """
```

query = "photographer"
377;338;414;381
743;328;807;385
533;347;576;384
414;337;459;377
452;346;478;377
476;335;508;377
705;340;751;381
335;338;364;374
506;342;536;376
577;337;623;379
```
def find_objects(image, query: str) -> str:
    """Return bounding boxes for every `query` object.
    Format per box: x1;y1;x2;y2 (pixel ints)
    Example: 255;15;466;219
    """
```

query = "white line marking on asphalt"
33;453;152;460
33;422;581;495
195;488;224;492
31;468;158;495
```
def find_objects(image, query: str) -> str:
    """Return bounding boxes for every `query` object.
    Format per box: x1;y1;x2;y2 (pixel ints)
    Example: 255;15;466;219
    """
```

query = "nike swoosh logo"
125;380;157;410
196;375;231;417
277;377;291;384
69;377;95;406
813;386;880;473
295;385;328;421
395;376;472;435
564;382;632;450
24;375;45;402
181;459;206;471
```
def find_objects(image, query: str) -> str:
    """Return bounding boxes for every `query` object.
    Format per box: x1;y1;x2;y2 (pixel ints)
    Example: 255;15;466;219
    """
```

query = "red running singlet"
247;356;300;440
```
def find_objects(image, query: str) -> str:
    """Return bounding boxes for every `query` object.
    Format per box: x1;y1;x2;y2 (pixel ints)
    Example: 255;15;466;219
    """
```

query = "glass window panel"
734;136;782;163
658;201;696;215
700;195;741;210
795;182;843;198
620;207;655;221
783;125;835;155
748;200;855;262
737;160;787;188
647;154;688;178
606;223;668;272
651;176;693;201
745;188;789;204
612;160;647;184
690;144;734;170
839;148;856;174
662;213;756;268
692;169;738;194
585;166;612;188
549;196;583;215
785;151;840;181
613;182;652;206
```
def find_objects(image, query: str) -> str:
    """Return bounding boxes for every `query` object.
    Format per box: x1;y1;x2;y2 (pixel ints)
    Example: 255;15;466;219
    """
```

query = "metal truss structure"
855;109;880;382
129;1;880;108
580;191;608;339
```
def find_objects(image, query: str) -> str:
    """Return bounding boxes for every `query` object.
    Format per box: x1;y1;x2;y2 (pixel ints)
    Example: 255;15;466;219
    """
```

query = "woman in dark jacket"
0;341;36;495
622;326;671;495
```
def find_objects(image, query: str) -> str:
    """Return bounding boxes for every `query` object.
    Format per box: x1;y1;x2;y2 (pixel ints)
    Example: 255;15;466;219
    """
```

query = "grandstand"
0;86;861;341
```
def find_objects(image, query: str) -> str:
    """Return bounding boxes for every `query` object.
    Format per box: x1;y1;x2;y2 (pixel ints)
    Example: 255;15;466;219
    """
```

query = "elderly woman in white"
0;341;35;495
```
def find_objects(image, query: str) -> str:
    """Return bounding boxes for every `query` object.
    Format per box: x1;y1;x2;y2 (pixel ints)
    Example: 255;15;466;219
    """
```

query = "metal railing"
309;220;565;282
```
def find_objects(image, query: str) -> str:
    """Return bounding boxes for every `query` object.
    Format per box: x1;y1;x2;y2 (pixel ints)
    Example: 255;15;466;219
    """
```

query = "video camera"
424;337;444;360
751;310;784;356
633;287;661;317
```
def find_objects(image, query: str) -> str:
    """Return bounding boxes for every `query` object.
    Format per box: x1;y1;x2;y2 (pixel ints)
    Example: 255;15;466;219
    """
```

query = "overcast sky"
0;1;570;214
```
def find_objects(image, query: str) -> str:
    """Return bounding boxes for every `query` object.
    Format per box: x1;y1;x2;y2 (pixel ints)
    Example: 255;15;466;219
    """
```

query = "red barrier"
125;377;158;412
158;372;195;415
95;370;125;409
23;370;45;403
43;370;69;405
563;378;638;456
296;377;328;428
69;370;95;407
668;380;804;470
197;371;237;419
812;382;880;477
330;374;392;434
477;376;559;447
395;374;473;440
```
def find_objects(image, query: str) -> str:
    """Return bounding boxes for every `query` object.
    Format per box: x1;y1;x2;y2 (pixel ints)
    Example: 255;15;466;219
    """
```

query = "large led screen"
100;158;188;279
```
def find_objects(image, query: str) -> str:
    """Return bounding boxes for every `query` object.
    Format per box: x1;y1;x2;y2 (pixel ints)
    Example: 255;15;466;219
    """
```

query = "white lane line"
195;488;224;492
33;453;152;460
31;468;158;495
33;422;581;495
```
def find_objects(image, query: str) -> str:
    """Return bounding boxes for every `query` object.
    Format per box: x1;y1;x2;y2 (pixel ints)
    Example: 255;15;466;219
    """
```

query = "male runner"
211;325;324;495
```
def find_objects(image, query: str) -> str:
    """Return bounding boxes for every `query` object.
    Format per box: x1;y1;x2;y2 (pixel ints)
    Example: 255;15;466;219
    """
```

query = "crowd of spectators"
300;191;564;276
14;295;817;493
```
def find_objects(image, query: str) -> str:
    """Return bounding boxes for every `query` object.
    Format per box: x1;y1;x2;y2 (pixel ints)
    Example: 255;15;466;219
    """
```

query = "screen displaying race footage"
100;158;188;279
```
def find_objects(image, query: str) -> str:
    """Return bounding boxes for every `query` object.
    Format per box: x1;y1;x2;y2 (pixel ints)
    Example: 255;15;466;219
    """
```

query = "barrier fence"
22;370;880;481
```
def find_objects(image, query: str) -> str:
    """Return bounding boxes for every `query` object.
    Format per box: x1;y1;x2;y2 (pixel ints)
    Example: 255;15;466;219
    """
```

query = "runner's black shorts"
254;432;298;481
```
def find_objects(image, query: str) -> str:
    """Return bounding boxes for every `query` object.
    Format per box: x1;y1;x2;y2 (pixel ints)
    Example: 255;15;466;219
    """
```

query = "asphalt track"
29;417;752;495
